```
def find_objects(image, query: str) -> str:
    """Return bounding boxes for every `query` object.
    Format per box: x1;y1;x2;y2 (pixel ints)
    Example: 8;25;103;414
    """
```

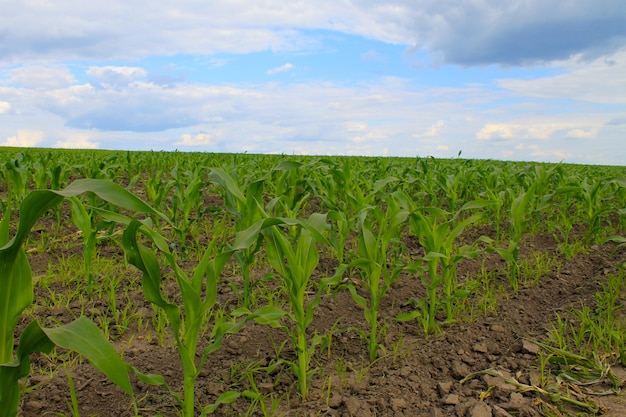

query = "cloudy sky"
1;1;625;165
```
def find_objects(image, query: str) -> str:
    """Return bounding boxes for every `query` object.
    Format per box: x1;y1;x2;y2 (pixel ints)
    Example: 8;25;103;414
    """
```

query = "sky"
1;1;626;165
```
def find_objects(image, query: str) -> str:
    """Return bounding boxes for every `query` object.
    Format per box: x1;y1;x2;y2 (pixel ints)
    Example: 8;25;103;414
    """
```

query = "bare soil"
16;219;626;417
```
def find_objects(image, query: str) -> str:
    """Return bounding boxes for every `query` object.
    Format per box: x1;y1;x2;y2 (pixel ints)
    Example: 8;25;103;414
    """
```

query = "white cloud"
476;124;514;140
1;129;44;147
0;101;10;113
266;63;294;75
476;122;581;141
421;120;447;137
53;135;99;149
8;65;75;90
498;49;626;104
87;66;147;88
175;133;215;146
346;122;368;132
566;128;599;139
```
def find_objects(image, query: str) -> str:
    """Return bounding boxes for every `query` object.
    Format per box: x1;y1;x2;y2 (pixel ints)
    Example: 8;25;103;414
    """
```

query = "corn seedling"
233;213;336;400
348;191;409;361
209;167;267;308
496;186;536;291
400;199;492;333
122;219;252;416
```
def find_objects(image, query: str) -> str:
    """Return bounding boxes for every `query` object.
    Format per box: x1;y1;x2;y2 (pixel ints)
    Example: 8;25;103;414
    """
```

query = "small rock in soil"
492;405;515;417
451;361;471;379
343;397;361;416
23;400;46;412
391;397;408;410
483;375;516;393
501;392;529;411
437;381;453;396
421;383;435;399
472;343;489;353
399;366;412;377
328;394;342;408
442;394;460;405
429;406;445;417
529;369;542;386
462;355;477;366
521;340;540;355
467;401;492;417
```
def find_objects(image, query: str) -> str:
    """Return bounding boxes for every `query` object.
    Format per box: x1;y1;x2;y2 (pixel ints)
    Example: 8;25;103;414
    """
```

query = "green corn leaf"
209;168;246;209
122;221;182;335
68;197;91;234
494;246;516;263
297;229;319;282
264;228;292;280
0;208;10;246
358;223;378;262
396;310;421;322
231;217;285;250
459;199;497;211
200;391;241;416
130;366;167;387
202;319;247;358
0;246;34;364
1;178;166;416
193;249;234;308
347;284;369;310
372;176;398;194
59;179;166;219
1;320;55;417
241;305;290;328
42;316;133;396
273;160;303;171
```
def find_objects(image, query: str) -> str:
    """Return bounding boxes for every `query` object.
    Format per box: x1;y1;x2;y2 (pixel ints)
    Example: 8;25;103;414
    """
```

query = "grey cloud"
351;0;626;66
606;116;626;126
437;15;626;66
2;1;625;67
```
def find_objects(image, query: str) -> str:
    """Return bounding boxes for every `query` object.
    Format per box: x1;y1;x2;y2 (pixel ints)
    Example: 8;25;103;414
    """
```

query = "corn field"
1;147;625;417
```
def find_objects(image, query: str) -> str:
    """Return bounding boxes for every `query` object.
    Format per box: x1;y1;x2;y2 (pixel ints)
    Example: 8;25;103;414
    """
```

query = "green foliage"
233;213;336;400
400;199;492;333
0;179;162;417
122;219;246;416
1;147;624;416
348;191;409;361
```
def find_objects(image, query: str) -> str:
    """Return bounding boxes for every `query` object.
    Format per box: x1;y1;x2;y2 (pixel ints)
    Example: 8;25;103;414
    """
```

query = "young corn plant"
347;192;409;362
3;156;29;209
168;165;208;246
496;185;536;291
68;197;100;297
0;179;161;417
400;200;492;334
268;160;311;218
209;167;268;308
232;213;334;400
122;218;276;416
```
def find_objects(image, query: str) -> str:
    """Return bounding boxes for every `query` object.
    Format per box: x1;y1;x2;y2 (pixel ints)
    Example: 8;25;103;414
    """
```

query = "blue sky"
1;1;625;165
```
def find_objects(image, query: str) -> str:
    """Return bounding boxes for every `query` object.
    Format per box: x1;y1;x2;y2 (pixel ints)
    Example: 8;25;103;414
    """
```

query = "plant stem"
297;326;308;400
